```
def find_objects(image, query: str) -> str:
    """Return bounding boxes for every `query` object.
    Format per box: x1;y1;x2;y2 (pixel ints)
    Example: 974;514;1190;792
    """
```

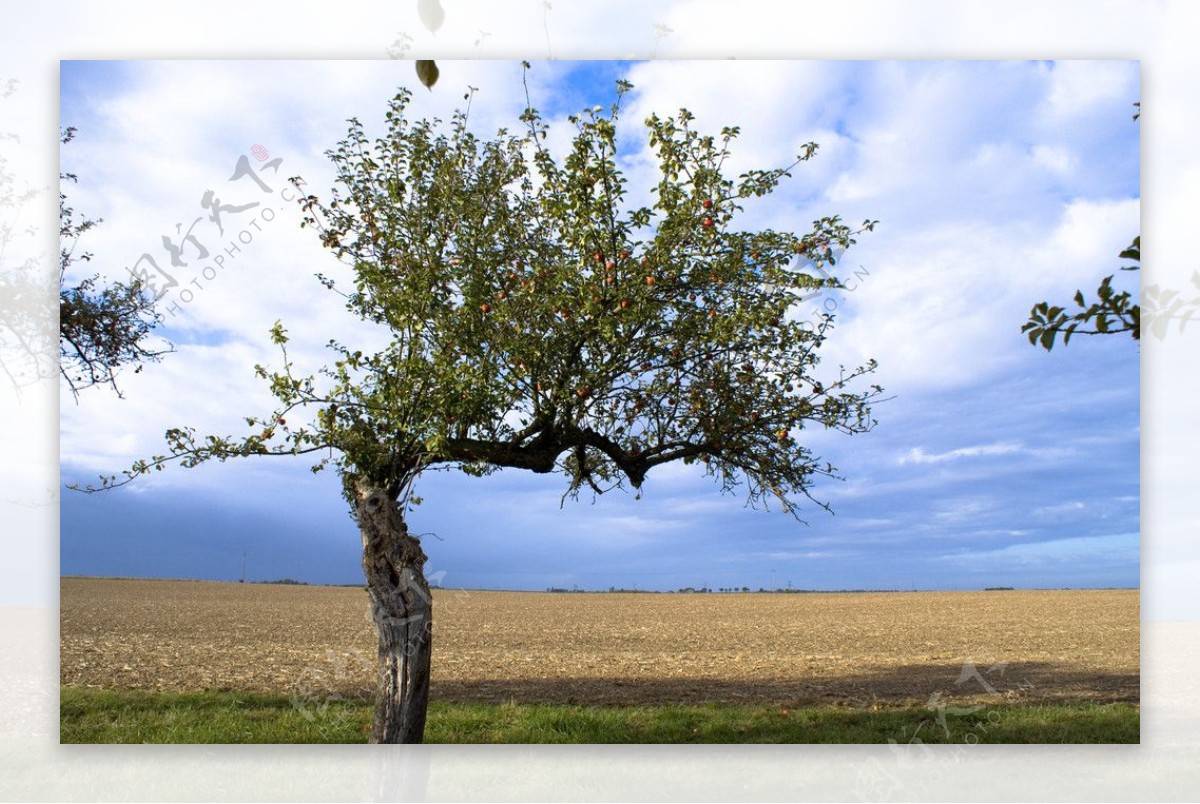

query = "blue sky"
58;59;1140;591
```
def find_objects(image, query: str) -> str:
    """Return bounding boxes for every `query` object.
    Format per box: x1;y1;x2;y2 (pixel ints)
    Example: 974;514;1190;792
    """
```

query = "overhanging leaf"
416;60;439;90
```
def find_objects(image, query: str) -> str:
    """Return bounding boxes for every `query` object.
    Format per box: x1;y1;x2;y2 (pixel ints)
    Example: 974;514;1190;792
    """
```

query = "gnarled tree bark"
356;485;432;744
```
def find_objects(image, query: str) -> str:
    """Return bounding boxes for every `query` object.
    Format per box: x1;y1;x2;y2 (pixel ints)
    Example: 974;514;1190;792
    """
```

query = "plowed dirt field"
60;578;1138;706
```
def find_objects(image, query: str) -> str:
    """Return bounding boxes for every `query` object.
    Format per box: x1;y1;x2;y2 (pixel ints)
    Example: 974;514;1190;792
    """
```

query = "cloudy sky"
57;59;1140;592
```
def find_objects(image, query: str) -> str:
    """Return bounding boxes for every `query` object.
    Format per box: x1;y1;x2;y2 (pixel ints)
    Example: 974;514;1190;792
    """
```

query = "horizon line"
60;574;1140;594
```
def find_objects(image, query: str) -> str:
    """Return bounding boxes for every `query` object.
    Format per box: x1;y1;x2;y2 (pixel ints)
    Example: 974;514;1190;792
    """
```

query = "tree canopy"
94;75;881;518
59;127;170;398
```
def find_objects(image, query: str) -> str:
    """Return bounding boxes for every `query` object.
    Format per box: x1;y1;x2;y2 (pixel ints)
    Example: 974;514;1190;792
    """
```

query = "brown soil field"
60;578;1139;707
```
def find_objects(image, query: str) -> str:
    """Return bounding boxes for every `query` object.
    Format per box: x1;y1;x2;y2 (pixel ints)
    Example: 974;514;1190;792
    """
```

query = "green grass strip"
60;688;1138;744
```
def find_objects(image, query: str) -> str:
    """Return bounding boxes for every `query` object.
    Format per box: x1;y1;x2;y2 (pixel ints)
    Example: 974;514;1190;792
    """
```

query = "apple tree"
91;71;882;743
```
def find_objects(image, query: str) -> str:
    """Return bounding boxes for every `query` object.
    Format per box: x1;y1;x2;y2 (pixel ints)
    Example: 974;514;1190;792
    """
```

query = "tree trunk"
356;485;432;744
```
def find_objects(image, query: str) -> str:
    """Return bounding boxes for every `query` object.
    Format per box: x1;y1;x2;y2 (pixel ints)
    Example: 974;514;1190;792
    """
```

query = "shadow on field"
430;662;1139;707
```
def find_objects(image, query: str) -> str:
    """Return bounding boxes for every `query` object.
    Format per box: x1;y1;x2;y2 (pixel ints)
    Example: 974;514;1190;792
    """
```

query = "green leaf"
416;60;439;90
1118;235;1140;262
1039;328;1056;351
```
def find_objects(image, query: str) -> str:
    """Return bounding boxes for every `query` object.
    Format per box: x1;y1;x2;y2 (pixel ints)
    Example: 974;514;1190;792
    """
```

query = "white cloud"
1031;143;1078;175
1032;500;1088;519
621;61;850;174
899;442;1024;465
761;550;846;561
615;61;1124;398
1042;60;1139;119
1038;197;1140;273
934;531;1138;571
60;339;287;484
822;193;1137;394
